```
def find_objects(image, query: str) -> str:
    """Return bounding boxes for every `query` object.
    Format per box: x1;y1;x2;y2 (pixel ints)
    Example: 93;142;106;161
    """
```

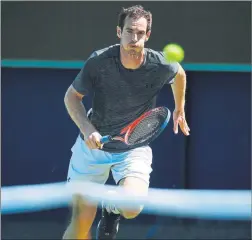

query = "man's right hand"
85;131;103;149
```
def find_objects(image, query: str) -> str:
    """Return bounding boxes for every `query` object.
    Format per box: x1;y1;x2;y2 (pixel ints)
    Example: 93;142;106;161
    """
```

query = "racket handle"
100;135;112;144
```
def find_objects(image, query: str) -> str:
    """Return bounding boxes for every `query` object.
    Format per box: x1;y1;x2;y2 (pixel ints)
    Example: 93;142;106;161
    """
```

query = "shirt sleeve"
72;52;97;95
157;51;179;85
164;62;179;85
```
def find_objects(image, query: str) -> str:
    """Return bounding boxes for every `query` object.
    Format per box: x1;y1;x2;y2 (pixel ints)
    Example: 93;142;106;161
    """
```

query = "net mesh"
127;107;168;145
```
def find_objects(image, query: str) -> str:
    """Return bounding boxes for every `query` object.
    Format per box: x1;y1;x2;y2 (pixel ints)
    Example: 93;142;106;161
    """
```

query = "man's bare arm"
170;64;190;135
171;64;186;111
64;85;96;137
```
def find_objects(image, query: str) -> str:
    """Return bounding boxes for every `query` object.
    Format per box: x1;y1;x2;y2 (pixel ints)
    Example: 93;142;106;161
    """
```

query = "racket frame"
100;107;171;146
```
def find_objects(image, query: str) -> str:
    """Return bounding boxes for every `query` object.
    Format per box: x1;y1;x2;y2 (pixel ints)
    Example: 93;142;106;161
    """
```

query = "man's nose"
131;34;138;42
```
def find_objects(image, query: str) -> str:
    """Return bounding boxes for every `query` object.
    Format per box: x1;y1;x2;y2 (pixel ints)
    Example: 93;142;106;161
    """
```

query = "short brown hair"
118;5;152;32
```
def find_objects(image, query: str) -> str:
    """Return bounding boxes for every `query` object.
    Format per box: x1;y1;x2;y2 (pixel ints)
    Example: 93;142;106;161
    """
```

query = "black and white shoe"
96;203;121;239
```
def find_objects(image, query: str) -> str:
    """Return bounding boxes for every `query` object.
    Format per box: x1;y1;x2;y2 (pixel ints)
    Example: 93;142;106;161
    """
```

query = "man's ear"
145;30;151;42
117;26;122;39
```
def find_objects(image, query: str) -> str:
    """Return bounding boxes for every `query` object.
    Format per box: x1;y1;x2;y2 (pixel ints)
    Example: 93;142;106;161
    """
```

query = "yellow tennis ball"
163;43;185;63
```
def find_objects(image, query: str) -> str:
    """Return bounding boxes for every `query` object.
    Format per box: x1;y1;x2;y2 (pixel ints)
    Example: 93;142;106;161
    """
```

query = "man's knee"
118;177;148;219
121;205;144;219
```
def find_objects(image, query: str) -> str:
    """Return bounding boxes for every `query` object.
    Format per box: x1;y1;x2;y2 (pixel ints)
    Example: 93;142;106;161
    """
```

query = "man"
63;5;190;240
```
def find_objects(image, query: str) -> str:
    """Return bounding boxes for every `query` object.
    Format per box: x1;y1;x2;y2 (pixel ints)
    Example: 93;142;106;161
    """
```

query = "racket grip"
100;135;112;144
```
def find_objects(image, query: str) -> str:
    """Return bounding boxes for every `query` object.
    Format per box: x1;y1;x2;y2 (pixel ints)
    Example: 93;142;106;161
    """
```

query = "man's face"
117;16;151;56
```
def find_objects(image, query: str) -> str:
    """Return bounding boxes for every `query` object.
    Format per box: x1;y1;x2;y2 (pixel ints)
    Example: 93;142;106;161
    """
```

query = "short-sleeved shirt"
72;44;179;152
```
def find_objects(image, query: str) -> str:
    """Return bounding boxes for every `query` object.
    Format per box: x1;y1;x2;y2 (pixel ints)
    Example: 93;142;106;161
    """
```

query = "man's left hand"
173;110;190;136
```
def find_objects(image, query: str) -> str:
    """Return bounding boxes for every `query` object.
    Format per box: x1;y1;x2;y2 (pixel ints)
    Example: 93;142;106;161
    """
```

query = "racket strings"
127;108;168;145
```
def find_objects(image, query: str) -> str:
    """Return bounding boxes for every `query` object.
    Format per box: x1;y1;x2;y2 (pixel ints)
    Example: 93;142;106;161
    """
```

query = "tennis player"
63;5;190;240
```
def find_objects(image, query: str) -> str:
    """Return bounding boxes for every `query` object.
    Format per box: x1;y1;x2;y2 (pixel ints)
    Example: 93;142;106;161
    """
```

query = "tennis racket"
100;106;171;146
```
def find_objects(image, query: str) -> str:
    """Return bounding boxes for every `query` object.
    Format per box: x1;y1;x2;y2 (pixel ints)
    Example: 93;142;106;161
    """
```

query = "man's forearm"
171;65;187;111
64;93;95;137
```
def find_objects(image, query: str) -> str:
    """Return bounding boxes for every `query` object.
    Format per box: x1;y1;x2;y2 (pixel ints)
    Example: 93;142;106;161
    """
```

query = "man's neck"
120;46;145;70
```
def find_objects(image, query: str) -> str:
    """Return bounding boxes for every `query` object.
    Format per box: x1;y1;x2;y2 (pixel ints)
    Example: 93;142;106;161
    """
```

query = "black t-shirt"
72;44;179;152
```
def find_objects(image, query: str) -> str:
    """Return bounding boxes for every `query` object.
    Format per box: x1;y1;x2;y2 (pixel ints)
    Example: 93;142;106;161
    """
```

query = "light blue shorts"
67;135;153;185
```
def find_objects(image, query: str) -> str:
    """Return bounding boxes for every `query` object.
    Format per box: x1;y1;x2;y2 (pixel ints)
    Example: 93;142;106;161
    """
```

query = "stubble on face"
120;16;149;63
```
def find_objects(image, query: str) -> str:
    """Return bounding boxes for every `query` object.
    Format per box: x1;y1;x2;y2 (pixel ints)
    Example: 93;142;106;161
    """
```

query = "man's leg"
63;195;97;239
63;135;111;239
117;176;149;218
96;145;152;239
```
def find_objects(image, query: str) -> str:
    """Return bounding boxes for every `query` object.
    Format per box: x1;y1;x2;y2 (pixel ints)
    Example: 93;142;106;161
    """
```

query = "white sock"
104;190;121;215
106;204;121;214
